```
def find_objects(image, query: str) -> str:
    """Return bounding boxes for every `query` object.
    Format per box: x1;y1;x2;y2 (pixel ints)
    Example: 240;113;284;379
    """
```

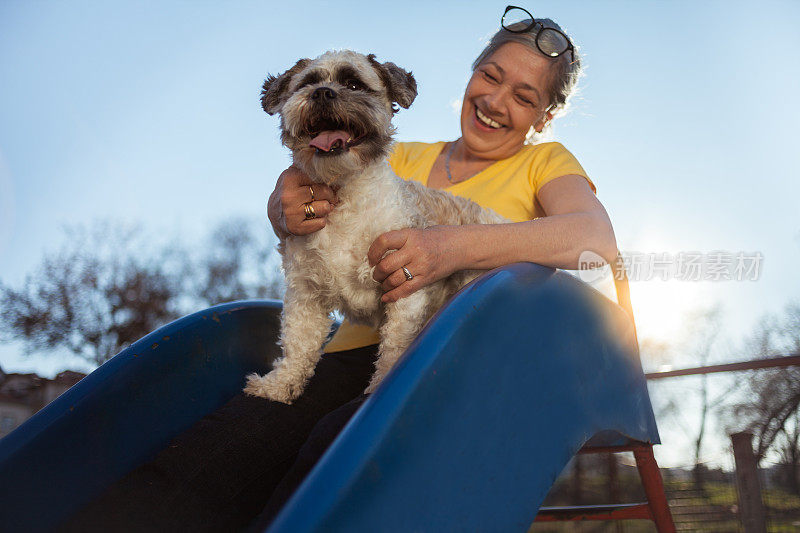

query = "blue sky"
1;0;799;388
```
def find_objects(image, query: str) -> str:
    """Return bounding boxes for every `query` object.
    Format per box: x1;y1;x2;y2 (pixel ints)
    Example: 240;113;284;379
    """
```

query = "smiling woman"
428;41;569;189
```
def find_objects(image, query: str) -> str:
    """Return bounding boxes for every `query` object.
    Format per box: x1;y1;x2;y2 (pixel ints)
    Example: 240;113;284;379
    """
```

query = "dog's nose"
311;87;337;101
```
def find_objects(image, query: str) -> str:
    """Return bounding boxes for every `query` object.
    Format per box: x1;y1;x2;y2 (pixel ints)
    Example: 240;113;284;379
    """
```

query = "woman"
64;7;617;532
259;6;615;527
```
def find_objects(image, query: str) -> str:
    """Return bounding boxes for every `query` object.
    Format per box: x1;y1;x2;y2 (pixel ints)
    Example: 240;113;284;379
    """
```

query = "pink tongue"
309;130;350;151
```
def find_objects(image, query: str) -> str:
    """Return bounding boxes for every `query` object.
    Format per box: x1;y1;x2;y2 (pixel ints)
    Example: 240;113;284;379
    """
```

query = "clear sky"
1;1;799;463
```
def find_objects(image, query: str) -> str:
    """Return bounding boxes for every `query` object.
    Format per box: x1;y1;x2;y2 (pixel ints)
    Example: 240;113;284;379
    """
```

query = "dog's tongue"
309;130;350;152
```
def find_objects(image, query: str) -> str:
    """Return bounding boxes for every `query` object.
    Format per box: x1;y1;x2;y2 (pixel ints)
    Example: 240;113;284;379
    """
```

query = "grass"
524;471;800;532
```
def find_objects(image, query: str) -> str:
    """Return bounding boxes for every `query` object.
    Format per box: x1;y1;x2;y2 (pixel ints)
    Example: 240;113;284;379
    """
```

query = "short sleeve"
387;141;407;176
530;142;596;195
324;319;381;353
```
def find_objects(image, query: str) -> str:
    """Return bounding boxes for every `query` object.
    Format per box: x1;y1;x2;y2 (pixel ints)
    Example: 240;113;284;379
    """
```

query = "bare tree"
730;302;800;494
0;223;186;366
195;217;283;306
0;218;283;368
643;305;741;490
776;410;800;494
685;306;729;489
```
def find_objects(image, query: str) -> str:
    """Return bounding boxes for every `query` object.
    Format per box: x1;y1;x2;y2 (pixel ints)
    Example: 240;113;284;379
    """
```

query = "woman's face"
460;41;554;160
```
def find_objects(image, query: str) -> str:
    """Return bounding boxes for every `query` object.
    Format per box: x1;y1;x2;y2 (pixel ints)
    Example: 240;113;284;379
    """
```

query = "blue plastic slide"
0;263;659;532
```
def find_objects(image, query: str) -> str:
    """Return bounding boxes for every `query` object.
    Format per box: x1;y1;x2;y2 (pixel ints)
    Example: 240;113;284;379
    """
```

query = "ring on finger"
402;266;413;281
303;202;316;220
309;186;315;202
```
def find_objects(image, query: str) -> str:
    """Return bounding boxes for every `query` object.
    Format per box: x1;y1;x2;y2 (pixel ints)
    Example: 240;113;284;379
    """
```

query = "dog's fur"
243;51;506;404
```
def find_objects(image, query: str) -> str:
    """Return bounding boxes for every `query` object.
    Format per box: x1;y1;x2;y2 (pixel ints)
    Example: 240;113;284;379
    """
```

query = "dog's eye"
344;78;364;91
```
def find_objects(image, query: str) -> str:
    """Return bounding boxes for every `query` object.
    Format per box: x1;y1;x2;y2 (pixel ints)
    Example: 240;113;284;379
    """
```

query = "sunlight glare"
629;278;711;342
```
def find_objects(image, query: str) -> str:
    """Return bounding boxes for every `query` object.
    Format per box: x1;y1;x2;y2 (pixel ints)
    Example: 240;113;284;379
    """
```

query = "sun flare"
629;278;710;343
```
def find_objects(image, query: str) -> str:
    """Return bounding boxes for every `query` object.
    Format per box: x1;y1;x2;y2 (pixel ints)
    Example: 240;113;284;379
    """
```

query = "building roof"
0;367;87;407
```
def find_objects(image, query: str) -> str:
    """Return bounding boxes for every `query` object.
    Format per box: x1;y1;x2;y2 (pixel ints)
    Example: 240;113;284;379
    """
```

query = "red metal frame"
646;354;800;380
533;444;676;531
634;446;676;531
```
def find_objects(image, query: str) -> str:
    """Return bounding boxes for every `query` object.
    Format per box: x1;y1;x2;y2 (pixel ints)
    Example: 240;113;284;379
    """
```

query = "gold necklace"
445;140;483;184
445;139;503;184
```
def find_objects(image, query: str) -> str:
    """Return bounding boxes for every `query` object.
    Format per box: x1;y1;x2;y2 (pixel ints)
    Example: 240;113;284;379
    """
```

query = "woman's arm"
369;175;617;303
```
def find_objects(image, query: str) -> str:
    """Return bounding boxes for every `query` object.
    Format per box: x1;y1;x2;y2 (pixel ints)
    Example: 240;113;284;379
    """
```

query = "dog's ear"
261;58;311;115
367;54;417;112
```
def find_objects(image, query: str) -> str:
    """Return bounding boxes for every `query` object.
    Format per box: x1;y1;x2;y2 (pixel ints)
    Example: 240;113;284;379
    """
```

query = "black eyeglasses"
501;5;575;63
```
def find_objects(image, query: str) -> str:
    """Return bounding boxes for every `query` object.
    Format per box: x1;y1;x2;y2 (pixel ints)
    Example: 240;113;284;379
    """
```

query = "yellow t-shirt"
324;140;595;353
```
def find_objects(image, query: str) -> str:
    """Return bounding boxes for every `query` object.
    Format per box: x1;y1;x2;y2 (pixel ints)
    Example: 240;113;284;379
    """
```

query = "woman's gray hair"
472;18;582;142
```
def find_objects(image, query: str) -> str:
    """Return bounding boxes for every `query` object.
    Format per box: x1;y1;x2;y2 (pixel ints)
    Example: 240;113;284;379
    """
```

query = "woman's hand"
368;226;464;303
268;166;338;239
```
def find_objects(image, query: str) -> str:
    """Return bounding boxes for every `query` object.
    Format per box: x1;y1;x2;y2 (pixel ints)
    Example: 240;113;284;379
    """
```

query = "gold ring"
303;202;316;220
309;186;315;202
402;266;413;281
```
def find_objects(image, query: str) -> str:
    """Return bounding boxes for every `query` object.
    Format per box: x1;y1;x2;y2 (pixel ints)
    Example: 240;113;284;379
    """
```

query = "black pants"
61;344;380;533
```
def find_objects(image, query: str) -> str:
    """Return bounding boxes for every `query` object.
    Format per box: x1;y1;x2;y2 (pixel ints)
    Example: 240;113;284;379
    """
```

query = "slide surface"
0;300;281;532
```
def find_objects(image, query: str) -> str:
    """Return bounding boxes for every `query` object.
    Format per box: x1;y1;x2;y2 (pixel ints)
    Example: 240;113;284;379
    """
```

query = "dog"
243;50;506;404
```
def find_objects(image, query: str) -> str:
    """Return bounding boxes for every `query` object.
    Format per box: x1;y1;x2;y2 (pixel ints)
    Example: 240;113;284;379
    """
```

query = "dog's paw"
243;371;303;404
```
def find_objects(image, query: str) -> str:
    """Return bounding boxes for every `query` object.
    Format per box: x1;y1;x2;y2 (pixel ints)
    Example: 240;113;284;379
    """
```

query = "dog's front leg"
366;289;431;394
244;284;333;404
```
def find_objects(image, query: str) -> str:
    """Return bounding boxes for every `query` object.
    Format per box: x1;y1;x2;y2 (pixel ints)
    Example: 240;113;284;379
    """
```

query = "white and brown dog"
244;50;505;404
